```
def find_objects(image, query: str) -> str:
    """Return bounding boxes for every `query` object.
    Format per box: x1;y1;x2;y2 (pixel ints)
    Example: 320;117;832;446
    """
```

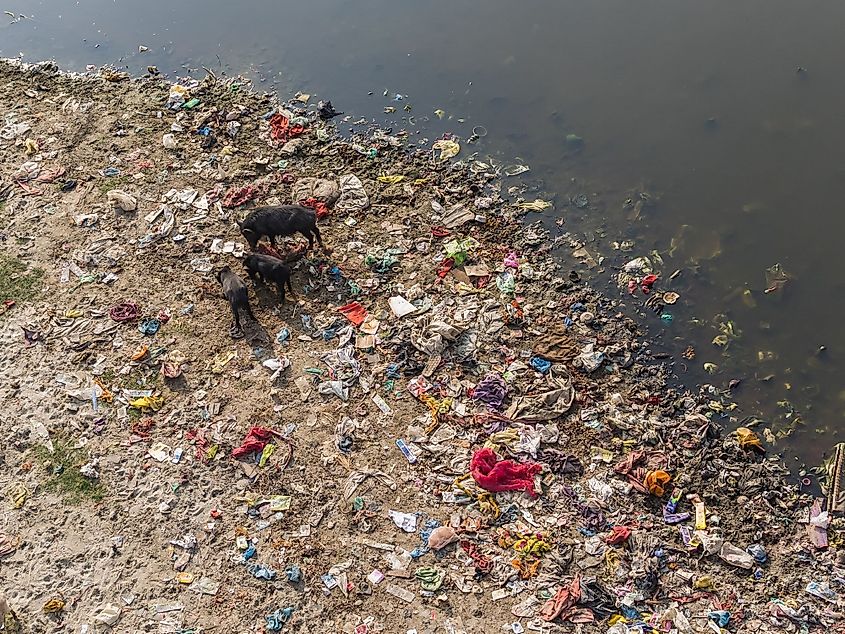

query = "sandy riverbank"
0;59;836;633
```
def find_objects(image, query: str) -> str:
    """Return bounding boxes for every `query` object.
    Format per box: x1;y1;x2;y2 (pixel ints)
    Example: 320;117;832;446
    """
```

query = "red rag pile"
299;197;330;220
109;300;141;322
232;426;276;458
470;447;543;497
605;525;632;545
539;574;594;623
436;257;455;279
222;185;256;208
460;540;493;573
338;301;368;326
186;428;209;460
257;243;287;260
641;274;658;294
269;113;306;142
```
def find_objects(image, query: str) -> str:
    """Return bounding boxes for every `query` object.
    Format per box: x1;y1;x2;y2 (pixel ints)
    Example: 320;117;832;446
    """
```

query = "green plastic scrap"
259;443;275;468
444;237;480;266
496;271;516;296
71;273;101;290
649;250;665;267
415;566;445;591
365;250;399;273
565;133;584;148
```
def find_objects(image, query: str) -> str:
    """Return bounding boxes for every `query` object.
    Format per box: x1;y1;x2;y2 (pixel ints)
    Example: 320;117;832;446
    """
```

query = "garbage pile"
0;59;839;633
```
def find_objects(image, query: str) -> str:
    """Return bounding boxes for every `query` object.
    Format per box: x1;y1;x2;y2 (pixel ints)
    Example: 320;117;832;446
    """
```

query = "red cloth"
257;243;286;259
539;575;594;623
436;257;455;279
299;196;330;219
232;426;275;458
470;448;542;497
269;113;306;142
605;525;631;545
460;540;492;573
641;274;658;294
338;302;367;326
222;185;256;208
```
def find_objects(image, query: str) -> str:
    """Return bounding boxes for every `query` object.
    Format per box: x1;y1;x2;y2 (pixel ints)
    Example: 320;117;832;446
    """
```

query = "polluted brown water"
2;0;845;469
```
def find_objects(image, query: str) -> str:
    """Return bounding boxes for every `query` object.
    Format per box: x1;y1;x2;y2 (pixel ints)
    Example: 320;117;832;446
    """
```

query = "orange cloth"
644;470;671;496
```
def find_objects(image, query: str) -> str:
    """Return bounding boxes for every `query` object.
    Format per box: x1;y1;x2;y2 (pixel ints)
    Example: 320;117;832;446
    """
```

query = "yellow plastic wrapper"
694;501;707;530
8;483;27;509
211;350;236;373
130;395;164;411
517;199;553;212
735;426;764;452
432;139;460;160
175;572;194;584
42;598;65;614
377;175;405;184
259;443;276;468
693;574;714;590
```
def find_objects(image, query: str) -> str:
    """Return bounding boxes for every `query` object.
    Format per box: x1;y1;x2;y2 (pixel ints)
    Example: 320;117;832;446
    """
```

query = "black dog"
237;205;324;251
244;253;294;304
216;266;255;333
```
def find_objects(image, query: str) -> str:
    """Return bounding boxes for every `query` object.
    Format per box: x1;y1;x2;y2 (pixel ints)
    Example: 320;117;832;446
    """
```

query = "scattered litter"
0;58;819;634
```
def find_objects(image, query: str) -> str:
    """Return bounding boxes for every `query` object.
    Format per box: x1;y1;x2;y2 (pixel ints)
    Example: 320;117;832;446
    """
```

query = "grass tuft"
32;439;105;503
0;254;43;305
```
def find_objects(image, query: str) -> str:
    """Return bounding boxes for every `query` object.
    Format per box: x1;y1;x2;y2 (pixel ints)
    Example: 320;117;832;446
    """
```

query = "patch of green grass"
0;254;43;305
169;319;196;337
32;439;105;503
97;175;130;194
125;370;161;391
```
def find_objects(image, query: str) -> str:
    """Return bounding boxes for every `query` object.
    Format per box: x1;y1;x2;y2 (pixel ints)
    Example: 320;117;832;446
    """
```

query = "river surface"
3;0;844;468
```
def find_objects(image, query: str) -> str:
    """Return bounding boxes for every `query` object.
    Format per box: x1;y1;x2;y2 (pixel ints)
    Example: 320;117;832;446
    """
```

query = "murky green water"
3;0;843;467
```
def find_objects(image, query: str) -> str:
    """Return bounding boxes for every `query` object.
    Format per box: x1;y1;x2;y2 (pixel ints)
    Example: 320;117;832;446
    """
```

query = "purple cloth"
472;373;507;409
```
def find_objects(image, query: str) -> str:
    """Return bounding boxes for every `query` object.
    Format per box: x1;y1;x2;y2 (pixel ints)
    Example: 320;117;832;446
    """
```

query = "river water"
3;0;844;467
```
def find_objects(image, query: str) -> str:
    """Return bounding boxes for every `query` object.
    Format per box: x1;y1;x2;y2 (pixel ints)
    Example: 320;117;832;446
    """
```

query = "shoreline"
0;59;834;633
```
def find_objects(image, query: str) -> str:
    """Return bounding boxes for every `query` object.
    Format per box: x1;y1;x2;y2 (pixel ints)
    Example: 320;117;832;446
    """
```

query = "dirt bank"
0;59;835;634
